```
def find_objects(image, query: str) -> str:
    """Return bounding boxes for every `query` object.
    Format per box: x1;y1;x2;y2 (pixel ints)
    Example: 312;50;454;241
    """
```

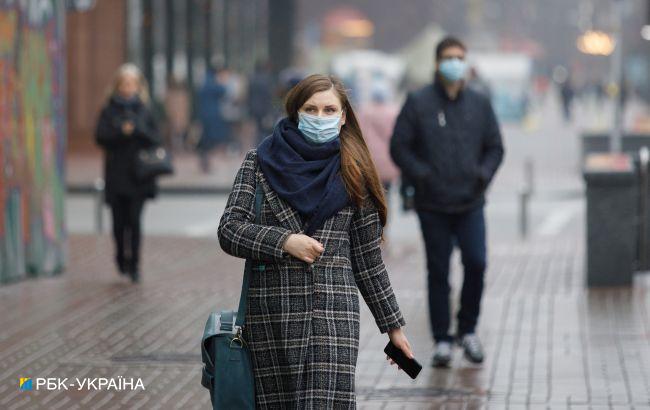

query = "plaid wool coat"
217;149;406;409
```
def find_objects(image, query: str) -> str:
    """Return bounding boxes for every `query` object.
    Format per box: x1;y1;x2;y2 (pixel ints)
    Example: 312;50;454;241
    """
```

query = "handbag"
135;146;174;181
201;184;263;409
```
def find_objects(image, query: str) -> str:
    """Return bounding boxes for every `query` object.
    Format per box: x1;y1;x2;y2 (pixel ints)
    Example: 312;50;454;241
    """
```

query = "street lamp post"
165;0;174;78
610;0;624;153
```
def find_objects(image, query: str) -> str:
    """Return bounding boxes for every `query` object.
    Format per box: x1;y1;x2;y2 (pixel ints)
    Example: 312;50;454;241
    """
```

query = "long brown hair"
284;74;388;227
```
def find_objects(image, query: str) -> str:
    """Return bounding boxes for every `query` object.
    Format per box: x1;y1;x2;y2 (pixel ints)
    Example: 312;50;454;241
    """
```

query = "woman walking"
218;74;413;408
95;64;160;283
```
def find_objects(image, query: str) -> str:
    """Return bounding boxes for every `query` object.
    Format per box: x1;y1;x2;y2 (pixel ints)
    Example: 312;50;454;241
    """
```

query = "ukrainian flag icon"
19;378;32;391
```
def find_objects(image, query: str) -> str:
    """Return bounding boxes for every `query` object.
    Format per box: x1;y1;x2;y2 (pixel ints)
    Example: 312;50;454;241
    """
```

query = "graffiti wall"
0;0;66;283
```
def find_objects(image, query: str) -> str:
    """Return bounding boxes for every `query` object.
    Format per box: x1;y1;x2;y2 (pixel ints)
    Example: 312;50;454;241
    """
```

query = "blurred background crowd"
2;0;650;288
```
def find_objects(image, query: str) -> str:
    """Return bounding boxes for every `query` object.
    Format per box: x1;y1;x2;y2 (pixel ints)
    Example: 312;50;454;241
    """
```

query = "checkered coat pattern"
217;149;406;409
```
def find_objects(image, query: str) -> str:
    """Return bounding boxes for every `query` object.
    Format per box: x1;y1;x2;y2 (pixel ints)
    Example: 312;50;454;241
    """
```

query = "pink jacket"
357;103;400;183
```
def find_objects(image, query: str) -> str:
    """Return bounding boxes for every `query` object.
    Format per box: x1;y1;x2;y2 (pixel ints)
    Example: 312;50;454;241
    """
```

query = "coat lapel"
256;169;303;233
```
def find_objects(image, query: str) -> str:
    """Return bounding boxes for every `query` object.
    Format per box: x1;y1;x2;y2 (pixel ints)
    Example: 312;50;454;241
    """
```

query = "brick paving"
2;224;650;409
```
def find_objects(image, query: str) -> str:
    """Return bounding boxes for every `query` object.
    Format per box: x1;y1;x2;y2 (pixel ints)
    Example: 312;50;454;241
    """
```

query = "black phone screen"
384;341;422;379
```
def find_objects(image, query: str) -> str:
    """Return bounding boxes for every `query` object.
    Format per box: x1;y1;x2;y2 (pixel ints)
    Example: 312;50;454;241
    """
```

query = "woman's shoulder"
244;148;258;161
358;195;377;210
239;149;259;172
99;100;114;114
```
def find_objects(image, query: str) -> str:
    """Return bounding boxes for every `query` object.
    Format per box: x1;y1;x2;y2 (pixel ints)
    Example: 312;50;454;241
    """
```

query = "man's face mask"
438;58;468;83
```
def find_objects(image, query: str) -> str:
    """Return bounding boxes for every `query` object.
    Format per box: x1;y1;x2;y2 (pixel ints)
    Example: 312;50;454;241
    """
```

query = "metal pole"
639;147;649;270
204;0;213;68
268;0;295;74
609;0;624;153
142;0;154;93
186;0;195;119
165;0;174;77
223;0;231;66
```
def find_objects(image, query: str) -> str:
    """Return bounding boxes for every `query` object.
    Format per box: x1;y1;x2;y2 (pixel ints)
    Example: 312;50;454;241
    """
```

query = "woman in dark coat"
95;63;160;283
218;74;414;408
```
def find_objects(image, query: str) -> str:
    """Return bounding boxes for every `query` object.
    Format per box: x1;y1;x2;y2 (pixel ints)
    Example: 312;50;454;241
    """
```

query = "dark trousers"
110;195;145;272
417;206;487;343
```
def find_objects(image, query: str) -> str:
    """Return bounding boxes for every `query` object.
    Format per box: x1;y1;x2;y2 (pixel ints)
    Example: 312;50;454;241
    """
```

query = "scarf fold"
257;117;350;236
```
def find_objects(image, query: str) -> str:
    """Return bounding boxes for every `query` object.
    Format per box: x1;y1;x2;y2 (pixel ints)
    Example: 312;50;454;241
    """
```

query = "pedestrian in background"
95;63;161;283
391;37;504;367
276;67;306;118
559;75;574;122
358;86;400;193
247;60;276;145
163;74;190;153
218;74;413;408
197;66;231;173
219;67;247;154
357;86;400;248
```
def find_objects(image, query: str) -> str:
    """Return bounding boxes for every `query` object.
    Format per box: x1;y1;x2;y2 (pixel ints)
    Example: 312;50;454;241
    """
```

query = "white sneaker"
432;341;452;368
460;334;484;364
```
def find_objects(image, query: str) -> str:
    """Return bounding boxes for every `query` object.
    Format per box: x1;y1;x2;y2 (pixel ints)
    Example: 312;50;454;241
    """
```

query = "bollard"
518;158;534;240
524;157;535;196
94;178;105;235
519;189;530;239
639;147;649;270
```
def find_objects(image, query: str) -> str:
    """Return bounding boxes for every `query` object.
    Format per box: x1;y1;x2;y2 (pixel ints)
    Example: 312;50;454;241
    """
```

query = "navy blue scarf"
111;95;142;110
257;117;350;236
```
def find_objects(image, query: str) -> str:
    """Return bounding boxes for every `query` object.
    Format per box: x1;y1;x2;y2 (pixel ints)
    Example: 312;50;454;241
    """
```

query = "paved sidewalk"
2;221;650;409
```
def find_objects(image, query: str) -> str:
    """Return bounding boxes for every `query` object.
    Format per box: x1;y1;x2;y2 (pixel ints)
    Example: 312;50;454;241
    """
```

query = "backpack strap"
234;182;264;328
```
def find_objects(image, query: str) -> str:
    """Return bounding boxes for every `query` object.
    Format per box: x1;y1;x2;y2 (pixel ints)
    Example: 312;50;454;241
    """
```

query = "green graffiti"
0;1;66;283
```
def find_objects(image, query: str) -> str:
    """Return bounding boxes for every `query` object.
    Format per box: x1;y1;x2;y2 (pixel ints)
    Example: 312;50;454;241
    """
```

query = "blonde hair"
107;63;150;104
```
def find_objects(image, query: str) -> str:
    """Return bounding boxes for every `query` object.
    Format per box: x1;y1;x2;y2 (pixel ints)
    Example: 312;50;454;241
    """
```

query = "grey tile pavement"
1;220;649;409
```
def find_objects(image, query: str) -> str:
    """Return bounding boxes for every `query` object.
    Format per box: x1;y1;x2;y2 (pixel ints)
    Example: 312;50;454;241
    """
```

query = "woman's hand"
282;234;324;263
386;327;414;368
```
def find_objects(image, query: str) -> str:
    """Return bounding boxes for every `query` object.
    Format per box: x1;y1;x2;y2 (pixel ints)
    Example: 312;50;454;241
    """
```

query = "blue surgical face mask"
298;112;341;144
438;58;467;83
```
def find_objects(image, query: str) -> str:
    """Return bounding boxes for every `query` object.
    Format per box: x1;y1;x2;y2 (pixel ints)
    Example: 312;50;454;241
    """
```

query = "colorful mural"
0;0;66;283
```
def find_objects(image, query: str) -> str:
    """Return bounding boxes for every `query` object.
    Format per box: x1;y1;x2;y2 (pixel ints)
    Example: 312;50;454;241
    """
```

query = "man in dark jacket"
390;37;504;367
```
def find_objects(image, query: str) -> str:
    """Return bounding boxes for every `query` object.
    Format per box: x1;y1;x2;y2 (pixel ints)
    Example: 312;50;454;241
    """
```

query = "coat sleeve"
478;99;505;187
218;150;293;262
390;94;431;181
95;107;127;149
350;199;406;333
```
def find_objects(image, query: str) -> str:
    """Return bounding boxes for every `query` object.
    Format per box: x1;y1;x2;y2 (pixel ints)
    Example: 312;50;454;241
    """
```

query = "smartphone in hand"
384;341;422;379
